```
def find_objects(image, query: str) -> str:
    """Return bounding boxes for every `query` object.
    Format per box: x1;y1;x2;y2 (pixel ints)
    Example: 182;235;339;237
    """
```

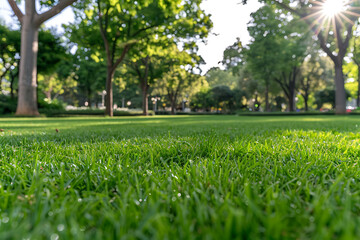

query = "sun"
321;0;348;18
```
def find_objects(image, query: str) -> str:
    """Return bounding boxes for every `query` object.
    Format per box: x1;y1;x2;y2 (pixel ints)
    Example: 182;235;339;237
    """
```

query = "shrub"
0;95;17;115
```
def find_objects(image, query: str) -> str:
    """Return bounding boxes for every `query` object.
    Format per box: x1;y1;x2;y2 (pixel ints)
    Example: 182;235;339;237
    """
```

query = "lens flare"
322;0;347;17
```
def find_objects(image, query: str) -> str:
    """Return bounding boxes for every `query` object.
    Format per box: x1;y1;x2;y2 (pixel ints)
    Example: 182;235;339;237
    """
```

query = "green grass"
1;115;360;239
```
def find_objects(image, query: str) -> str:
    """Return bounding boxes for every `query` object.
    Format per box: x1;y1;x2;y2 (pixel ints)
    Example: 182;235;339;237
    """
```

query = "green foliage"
222;37;243;75
0;95;16;114
190;87;213;111
67;0;212;115
72;47;107;105
0;23;21;92
205;67;238;89
191;86;247;112
315;88;351;109
38;98;66;111
37;29;68;75
246;5;310;111
211;85;234;107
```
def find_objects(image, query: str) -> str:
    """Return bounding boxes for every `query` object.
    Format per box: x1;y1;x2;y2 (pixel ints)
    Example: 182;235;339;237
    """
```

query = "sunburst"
321;0;348;17
300;0;360;41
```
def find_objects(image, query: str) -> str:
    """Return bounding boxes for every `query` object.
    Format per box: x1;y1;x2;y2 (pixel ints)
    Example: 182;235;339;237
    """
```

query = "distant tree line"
2;0;360;115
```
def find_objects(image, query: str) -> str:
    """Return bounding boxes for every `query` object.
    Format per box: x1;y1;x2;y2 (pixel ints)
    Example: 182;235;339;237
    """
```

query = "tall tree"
7;0;78;115
246;5;309;112
261;0;360;114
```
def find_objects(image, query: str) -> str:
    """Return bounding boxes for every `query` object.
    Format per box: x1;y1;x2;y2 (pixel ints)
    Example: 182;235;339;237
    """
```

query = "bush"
43;109;154;117
38;98;65;111
0;95;17;115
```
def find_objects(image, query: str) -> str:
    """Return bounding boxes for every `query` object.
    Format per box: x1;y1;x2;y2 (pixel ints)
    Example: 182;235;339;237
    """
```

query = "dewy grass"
1;115;360;239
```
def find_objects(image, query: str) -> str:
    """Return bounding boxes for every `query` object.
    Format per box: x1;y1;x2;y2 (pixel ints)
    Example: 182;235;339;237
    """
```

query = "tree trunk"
16;18;39;115
142;84;149;116
171;99;176;115
303;95;308;112
334;63;346;114
87;92;92;109
288;95;295;112
265;83;270;112
8;0;78;115
105;67;113;116
357;65;360;108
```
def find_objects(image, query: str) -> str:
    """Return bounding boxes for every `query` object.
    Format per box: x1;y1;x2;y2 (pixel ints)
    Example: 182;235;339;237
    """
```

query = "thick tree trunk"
334;63;346;114
171;100;176;115
16;18;39;115
105;68;113;116
288;95;295;112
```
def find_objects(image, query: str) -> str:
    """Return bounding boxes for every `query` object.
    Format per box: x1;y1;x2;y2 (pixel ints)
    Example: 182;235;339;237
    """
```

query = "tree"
154;49;205;114
124;38;174;115
246;5;309;112
190;87;214;112
299;54;333;111
222;38;243;75
71;49;106;107
7;0;78;115
211;85;234;110
69;0;212;116
205;67;238;89
245;6;280;112
261;0;360;114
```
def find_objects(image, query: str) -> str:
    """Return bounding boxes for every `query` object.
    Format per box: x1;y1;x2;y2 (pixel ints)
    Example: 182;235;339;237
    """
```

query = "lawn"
1;115;360;239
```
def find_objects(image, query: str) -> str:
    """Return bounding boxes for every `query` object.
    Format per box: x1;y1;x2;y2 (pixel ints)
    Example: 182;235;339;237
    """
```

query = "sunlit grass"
1;115;360;239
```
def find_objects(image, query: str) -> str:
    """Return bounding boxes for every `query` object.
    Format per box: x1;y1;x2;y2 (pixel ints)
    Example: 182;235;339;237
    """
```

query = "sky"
0;0;262;73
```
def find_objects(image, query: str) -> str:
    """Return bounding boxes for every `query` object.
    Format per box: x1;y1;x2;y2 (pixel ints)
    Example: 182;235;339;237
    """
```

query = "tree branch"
97;0;111;64
36;0;78;25
275;77;290;99
273;1;303;17
131;24;159;38
317;32;338;63
110;44;132;74
342;23;354;57
7;0;24;23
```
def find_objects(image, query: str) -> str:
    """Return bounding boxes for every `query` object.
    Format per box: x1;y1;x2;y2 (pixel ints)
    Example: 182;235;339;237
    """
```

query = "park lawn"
1;115;360;239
